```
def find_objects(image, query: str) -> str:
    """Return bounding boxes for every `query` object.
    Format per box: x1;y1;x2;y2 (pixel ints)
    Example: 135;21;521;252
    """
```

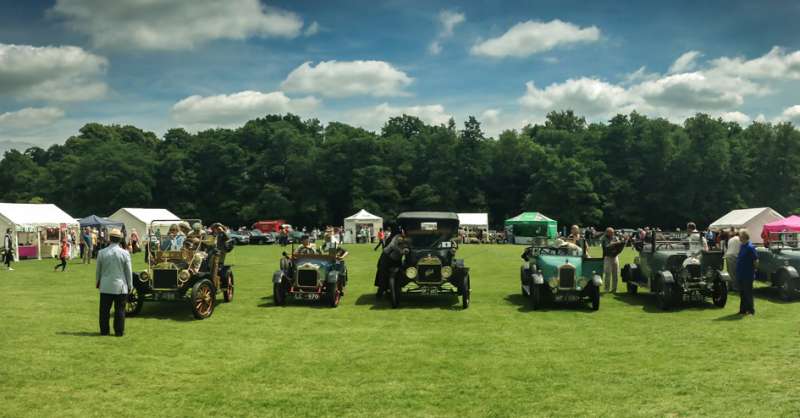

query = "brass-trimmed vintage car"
126;220;235;319
272;245;348;307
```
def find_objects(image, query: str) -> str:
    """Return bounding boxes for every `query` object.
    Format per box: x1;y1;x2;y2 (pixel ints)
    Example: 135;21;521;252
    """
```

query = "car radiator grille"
686;264;702;279
417;265;442;283
153;270;178;288
559;267;576;288
297;270;319;287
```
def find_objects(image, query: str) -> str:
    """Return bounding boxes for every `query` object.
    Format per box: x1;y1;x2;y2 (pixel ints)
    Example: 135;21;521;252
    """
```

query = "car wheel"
273;281;287;306
520;267;529;296
712;279;728;307
389;274;400;309
125;286;144;316
222;270;234;303
626;282;638;295
591;285;600;311
779;272;794;301
191;279;215;319
462;274;471;309
328;282;341;308
531;284;542;310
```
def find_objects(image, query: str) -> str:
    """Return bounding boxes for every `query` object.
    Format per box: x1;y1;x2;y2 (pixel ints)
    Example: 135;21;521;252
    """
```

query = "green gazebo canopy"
504;212;558;239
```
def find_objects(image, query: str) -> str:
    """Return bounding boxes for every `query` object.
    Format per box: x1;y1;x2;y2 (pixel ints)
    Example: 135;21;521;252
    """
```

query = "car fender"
272;270;285;284
592;274;603;287
658;270;675;285
326;270;339;284
715;270;731;282
533;273;544;285
621;264;637;282
454;259;465;268
777;266;800;283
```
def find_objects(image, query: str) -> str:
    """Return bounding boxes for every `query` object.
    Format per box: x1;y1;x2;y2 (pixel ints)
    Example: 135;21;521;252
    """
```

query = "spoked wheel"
712;280;728;307
461;274;471;309
222;270;234;303
125;286;144;316
590;285;600;311
530;284;542;310
273;281;287;306
328;282;341;308
389;275;400;309
191;279;215;319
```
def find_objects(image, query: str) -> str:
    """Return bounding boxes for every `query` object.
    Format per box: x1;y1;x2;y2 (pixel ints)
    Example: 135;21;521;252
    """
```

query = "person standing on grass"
96;228;132;336
736;229;758;316
54;236;69;272
601;227;624;293
3;228;14;271
725;229;741;291
82;227;93;264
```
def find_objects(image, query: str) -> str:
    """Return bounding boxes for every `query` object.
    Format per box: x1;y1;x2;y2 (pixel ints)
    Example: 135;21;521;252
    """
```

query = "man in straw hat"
95;228;133;336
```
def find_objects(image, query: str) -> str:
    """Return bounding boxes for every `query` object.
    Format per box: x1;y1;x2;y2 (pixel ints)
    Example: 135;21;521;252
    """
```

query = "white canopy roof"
113;208;179;224
0;203;78;227
710;207;783;244
458;213;488;227
345;209;382;221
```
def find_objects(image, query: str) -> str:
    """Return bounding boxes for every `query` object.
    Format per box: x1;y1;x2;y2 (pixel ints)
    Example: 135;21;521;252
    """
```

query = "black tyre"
520;267;529;296
389;275;400;309
461;274;471;309
531;284;542;310
125;286;144;316
712;280;728;307
191;279;215;319
779;273;794;301
273;281;287;306
222;270;234;303
328;282;341;308
591;285;600;311
626;282;638;295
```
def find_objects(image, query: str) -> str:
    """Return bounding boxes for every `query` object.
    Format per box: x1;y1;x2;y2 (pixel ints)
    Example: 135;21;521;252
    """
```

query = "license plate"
295;293;320;300
421;287;439;295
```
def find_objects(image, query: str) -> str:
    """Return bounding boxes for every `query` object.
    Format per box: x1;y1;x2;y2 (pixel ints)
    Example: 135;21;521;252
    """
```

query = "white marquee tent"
457;213;489;229
0;203;79;260
709;207;783;244
109;208;180;239
343;209;383;243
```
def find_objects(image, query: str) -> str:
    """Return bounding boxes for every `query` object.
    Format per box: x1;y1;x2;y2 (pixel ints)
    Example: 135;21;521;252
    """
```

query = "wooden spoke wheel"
191;279;215;319
125;286;144;316
223;270;234;303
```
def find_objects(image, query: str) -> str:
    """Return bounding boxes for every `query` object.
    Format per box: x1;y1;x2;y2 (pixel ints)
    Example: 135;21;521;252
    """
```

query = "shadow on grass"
56;331;104;337
613;292;727;313
354;292;464;310
752;287;796;304
504;293;599;313
258;295;331;309
713;313;745;321
130;301;196;322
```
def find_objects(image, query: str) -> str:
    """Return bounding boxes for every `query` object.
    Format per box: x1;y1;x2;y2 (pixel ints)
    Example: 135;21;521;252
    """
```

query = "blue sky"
1;0;800;147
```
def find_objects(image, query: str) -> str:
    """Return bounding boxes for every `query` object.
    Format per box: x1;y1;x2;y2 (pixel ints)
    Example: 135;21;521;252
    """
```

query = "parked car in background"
252;219;286;233
756;232;800;300
248;229;274;245
228;230;250;245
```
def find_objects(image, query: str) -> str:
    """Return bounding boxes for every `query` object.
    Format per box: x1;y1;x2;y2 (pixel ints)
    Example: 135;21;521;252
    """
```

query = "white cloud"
49;0;303;50
281;60;413;98
171;90;320;129
471;19;600;58
780;105;800;124
346;103;451;131
429;10;465;55
304;21;320;37
0;107;65;131
0;43;107;102
716;111;750;124
519;78;637;118
668;50;702;74
710;46;800;80
622;66;659;85
480;109;501;125
633;72;751;110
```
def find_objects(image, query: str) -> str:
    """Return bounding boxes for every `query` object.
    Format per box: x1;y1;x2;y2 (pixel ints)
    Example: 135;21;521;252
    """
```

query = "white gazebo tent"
343;209;383;244
0;203;79;261
458;213;489;243
709;207;783;244
108;208;180;240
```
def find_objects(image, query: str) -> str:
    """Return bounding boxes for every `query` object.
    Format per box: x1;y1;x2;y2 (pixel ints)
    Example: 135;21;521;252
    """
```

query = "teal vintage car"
520;238;603;310
272;249;348;307
622;231;728;310
756;232;800;300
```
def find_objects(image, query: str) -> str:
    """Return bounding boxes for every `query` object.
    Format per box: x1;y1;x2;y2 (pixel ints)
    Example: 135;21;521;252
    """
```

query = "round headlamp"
441;266;453;279
138;271;150;282
548;277;559;288
178;269;191;284
405;267;418;279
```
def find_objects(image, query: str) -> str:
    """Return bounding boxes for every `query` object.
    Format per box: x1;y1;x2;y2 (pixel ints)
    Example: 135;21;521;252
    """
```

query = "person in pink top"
54;236;69;272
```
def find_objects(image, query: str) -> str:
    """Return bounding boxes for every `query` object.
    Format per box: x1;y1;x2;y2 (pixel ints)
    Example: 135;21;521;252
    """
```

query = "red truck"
252;220;286;233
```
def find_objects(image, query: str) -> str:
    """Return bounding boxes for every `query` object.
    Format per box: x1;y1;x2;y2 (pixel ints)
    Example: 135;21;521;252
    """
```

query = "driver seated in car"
161;224;185;251
321;233;348;260
566;224;590;256
555;238;583;257
295;235;317;255
187;222;206;241
683;222;708;268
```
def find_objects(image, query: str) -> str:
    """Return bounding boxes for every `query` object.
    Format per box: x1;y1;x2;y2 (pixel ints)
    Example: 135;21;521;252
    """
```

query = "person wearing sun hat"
95;227;133;336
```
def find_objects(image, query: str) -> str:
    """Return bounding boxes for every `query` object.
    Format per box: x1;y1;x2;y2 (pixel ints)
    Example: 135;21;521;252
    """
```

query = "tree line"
1;111;799;229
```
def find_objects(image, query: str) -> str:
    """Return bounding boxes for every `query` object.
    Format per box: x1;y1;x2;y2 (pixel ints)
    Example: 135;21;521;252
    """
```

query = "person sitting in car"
295;235;317;255
565;224;589;256
160;224;185;251
322;233;348;260
187;222;206;241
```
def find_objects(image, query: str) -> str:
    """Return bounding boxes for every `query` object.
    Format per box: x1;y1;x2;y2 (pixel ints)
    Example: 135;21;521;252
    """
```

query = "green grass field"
1;244;798;417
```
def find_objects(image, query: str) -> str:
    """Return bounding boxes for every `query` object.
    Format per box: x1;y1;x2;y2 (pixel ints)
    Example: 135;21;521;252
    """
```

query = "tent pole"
37;226;41;260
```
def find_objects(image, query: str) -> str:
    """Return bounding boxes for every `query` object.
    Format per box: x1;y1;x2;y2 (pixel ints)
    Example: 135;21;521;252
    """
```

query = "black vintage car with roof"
378;211;471;309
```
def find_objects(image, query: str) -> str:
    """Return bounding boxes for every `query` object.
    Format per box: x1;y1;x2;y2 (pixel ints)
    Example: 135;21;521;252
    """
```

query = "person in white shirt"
95;228;133;336
725;229;741;291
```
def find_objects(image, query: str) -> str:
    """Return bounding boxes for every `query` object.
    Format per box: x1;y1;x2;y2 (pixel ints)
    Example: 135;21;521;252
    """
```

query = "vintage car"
228;230;250;245
520;238;603;310
756;232;800;300
379;212;470;309
248;229;274;245
272;246;348;307
125;220;235;319
622;231;729;310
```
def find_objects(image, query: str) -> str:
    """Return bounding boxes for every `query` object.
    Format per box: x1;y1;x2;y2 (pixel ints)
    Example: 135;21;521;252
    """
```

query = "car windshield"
406;231;453;248
770;232;800;249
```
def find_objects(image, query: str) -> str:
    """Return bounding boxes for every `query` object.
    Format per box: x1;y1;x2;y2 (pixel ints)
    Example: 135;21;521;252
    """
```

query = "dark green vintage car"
520;238;603;310
622;231;729;310
756;232;800;300
380;212;470;309
272;249;348;307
